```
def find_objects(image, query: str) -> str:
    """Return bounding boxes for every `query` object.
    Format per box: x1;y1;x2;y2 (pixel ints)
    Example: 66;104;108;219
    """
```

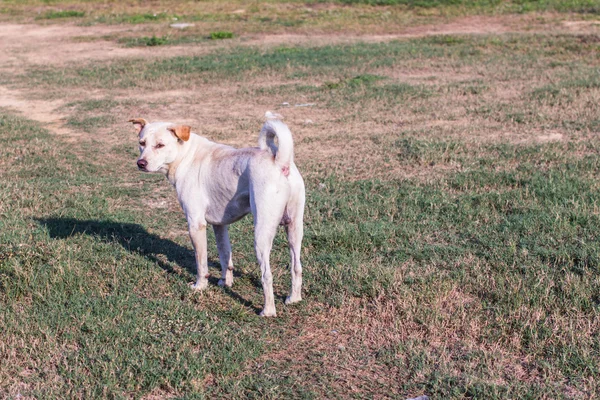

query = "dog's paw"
217;278;233;288
285;295;302;305
218;270;234;287
189;281;208;291
259;308;277;317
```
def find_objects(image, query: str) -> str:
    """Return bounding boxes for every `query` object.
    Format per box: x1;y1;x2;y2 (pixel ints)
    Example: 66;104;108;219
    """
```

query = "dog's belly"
205;192;251;225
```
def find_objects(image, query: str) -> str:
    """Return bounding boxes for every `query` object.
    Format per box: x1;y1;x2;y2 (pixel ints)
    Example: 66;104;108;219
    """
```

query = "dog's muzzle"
137;159;148;171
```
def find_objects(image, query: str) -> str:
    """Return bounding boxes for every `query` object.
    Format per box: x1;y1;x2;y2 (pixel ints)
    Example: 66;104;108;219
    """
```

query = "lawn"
0;0;599;398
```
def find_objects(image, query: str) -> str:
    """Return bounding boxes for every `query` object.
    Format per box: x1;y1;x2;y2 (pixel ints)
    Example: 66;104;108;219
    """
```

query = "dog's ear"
168;125;191;142
129;118;148;135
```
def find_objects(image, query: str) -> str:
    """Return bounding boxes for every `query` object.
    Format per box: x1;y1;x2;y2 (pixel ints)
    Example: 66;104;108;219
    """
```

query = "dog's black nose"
137;159;148;170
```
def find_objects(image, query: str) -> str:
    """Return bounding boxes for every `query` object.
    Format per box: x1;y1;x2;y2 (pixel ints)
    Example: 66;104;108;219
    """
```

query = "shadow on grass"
35;217;261;313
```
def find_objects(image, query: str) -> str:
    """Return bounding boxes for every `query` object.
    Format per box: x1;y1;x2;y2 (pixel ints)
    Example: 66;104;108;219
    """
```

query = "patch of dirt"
0;23;217;69
561;20;600;31
242;288;520;398
401;15;513;37
3;14;595;70
0;14;594;156
0;86;71;135
529;131;564;143
244;299;405;398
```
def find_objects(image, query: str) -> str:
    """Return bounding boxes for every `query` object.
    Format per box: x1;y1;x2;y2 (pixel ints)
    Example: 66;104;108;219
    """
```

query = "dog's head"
129;118;191;173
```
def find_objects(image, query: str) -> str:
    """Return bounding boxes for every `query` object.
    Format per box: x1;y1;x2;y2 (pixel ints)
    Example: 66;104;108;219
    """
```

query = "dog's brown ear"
168;125;191;142
129;118;148;135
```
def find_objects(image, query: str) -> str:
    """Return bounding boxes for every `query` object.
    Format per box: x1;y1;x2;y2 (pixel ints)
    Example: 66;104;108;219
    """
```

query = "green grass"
120;34;209;47
21;40;455;89
0;113;267;397
62;99;123;133
338;0;600;13
2;6;600;397
24;33;598;92
35;9;85;19
210;31;234;40
3;0;599;28
139;34;169;46
109;12;171;24
119;31;231;47
2;108;600;397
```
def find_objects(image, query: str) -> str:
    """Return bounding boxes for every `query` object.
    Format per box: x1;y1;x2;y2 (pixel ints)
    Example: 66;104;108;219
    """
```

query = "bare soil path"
0;15;597;137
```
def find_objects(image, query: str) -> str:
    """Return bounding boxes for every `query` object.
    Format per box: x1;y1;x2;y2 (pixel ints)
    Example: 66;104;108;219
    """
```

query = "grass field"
1;0;599;399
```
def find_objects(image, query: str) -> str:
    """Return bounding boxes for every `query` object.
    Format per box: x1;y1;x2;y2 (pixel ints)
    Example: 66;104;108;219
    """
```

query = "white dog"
130;113;305;317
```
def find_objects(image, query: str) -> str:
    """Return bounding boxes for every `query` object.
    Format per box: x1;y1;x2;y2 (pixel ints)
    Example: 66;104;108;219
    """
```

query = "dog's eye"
139;141;146;147
155;143;165;149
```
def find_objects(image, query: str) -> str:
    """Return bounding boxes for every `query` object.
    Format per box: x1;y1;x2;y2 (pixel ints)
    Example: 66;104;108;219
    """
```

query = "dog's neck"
165;135;193;185
166;159;181;185
165;134;213;186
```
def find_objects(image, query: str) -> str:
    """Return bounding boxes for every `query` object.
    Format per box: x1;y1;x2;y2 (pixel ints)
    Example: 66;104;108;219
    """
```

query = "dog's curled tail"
259;112;294;171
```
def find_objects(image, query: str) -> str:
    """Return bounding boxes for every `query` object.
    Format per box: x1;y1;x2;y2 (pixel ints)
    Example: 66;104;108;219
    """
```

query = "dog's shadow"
36;217;261;313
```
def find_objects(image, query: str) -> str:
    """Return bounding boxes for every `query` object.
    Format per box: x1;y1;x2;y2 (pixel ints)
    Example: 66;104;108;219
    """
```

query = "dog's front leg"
189;221;209;290
214;225;234;287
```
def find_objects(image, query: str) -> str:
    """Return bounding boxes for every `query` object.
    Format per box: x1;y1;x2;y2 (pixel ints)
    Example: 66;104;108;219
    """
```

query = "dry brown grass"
238;265;599;398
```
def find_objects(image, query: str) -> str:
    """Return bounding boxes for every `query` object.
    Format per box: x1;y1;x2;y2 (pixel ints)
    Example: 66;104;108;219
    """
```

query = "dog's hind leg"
214;225;234;287
284;189;305;305
252;185;288;317
253;219;279;317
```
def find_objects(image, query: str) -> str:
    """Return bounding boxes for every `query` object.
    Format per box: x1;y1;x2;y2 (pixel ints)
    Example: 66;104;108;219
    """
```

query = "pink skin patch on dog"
281;166;290;177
